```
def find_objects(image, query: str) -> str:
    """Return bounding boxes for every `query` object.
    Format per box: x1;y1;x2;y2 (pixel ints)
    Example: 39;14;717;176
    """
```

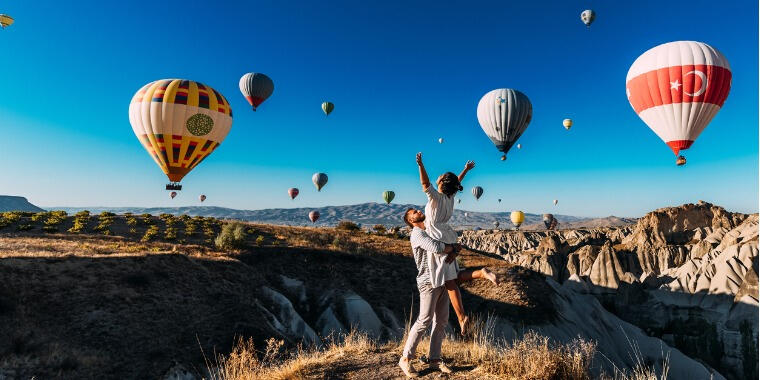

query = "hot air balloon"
199;194;206;202
322;102;334;116
0;14;14;28
438;138;444;144
129;79;233;191
457;199;461;204
477;89;532;160
581;10;595;27
563;119;572;130
543;214;554;229
170;191;177;199
382;190;395;204
308;210;320;223
493;221;500;228
472;186;483;200
288;188;299;200
517;144;522;149
498;198;502;203
510;211;524;229
239;73;274;111
312;173;328;191
464;212;469;218
553;199;558;206
626;41;731;166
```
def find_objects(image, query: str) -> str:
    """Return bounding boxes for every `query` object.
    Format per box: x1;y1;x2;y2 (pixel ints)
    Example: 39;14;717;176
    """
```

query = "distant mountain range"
43;201;636;230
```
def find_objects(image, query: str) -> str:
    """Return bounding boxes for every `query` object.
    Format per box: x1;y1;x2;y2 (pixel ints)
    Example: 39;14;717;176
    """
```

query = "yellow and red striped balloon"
129;79;233;184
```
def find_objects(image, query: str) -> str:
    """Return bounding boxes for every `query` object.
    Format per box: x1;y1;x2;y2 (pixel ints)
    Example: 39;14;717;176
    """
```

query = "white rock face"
340;292;386;339
258;286;318;345
459;203;758;380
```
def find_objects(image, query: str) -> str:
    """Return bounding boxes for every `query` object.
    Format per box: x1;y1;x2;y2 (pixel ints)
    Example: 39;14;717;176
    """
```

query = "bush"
165;227;178;241
141;226;159;242
68;211;90;233
256;235;265;246
215;222;248;251
336;220;360;231
140;214;153;225
43;225;58;233
31;212;48;222
372;224;386;234
16;224;34;232
332;234;358;253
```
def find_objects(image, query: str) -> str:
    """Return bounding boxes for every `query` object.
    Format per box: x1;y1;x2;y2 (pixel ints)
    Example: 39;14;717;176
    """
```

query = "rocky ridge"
459;201;758;380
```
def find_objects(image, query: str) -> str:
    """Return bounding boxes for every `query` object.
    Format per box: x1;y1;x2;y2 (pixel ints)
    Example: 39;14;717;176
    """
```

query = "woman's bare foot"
482;267;500;285
459;316;469;335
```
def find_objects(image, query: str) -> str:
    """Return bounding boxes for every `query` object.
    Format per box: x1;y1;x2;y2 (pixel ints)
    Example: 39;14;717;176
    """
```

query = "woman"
416;152;498;334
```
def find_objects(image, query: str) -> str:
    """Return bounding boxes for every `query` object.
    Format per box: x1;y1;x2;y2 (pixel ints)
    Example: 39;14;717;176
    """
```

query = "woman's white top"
423;185;459;287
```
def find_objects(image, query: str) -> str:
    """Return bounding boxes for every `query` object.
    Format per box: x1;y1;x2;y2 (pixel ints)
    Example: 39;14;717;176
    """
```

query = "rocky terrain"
52;201;627;229
0;203;744;379
460;201;758;380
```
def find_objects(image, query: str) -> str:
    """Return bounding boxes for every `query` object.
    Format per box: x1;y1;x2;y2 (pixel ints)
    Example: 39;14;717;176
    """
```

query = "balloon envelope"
477;89;532;157
322;102;334;116
510;211;525;228
563;119;573;130
308;210;320;223
517;144;521;149
129;79;233;184
382;190;395;204
312;173;328;191
288;188;299;199
472;186;483;200
553;199;558;205
199;194;206;202
170;191;177;199
239;73;274;111
438;138;444;144
0;14;14;28
581;10;595;27
626;41;731;158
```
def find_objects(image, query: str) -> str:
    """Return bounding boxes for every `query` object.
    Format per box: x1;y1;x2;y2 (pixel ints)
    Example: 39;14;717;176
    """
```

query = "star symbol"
670;80;682;91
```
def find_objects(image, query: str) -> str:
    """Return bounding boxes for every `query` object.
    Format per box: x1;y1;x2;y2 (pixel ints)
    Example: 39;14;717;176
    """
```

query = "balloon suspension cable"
166;183;182;191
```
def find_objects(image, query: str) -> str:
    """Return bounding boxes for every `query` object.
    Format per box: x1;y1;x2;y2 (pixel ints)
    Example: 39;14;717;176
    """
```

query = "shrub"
45;211;67;226
141;225;159;242
336;220;360;231
31;212;48;222
332;234;358;252
372;224;386;234
93;212;115;235
16;224;34;232
256;235;265;246
215;222;248;251
68;211;90;233
140;214;153;225
99;211;116;217
1;212;21;224
165;227;178;241
42;225;58;233
126;217;138;226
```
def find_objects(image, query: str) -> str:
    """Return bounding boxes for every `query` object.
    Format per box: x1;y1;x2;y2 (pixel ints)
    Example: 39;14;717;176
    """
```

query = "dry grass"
208;317;597;380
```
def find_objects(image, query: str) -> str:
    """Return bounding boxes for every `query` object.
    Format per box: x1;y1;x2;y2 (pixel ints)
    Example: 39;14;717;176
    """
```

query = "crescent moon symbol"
684;70;708;97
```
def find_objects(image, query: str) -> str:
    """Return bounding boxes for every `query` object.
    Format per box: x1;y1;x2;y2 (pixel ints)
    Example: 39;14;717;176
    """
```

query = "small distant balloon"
472;186;483;200
199;194;206;202
308;210;320;223
498;198;502;203
438;138;444;144
170;191;177;199
464;212;469;218
553;199;558;206
580;10;595;27
0;14;14;29
322;102;334;116
510;211;525;229
517;144;522;149
312;173;328;191
457;199;461;204
288;188;299;200
563;119;573;130
239;72;274;111
382;190;395;204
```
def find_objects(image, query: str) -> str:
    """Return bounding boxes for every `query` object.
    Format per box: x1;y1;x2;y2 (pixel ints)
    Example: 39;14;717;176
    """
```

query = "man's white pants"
401;285;449;361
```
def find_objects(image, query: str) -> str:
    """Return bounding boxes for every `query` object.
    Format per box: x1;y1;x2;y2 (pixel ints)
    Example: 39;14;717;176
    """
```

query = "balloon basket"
166;183;182;191
676;156;686;166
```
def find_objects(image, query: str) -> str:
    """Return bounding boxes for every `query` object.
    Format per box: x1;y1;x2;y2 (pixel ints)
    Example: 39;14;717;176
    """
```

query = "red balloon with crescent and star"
626;41;731;164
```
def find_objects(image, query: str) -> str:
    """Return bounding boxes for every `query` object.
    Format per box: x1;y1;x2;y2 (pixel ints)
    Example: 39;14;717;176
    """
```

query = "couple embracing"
398;153;499;377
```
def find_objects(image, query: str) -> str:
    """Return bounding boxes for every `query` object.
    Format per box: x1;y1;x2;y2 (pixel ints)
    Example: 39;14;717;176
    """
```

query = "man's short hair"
403;208;415;228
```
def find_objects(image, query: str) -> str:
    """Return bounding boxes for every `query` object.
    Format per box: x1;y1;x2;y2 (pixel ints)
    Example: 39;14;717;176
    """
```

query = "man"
398;207;459;378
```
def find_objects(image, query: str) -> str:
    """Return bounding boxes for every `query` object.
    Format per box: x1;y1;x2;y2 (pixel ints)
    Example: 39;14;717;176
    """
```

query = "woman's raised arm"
458;160;475;182
417;152;430;190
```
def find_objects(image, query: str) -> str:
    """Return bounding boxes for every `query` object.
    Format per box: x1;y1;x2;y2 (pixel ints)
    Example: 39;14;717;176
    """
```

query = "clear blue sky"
0;0;757;217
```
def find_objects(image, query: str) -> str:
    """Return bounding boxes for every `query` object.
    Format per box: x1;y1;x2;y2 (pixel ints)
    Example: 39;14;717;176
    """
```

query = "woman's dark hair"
437;172;462;196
